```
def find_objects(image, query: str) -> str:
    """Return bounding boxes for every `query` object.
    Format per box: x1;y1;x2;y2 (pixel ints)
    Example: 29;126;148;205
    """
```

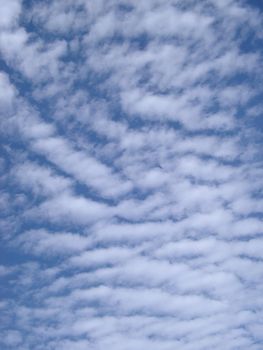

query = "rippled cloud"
0;0;263;349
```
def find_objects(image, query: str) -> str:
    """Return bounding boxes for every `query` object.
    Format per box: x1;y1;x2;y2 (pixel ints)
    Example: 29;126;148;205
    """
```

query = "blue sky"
0;0;263;349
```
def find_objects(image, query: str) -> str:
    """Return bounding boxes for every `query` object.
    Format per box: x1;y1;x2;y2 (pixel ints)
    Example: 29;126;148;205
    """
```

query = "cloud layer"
0;0;263;349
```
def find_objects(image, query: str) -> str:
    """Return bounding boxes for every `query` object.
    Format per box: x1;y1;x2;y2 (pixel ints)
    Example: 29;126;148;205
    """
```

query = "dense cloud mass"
0;0;263;349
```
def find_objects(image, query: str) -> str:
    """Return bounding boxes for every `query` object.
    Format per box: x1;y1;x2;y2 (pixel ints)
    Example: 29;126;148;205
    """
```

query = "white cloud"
0;0;21;29
13;161;72;196
0;71;16;112
17;229;90;255
31;135;132;198
28;192;114;225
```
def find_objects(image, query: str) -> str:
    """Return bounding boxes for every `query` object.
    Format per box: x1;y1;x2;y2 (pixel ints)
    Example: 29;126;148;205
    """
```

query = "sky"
0;0;263;349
